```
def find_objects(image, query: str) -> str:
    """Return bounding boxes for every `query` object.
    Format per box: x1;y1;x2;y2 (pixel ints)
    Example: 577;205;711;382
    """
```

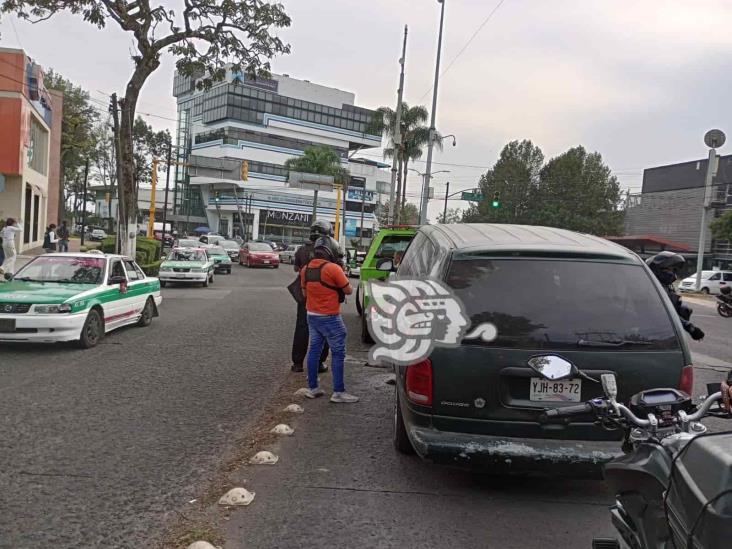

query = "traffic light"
491;191;501;208
241;160;249;181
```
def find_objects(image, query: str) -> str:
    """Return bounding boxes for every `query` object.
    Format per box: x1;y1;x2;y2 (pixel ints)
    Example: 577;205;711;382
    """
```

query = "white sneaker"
304;387;325;399
330;392;359;403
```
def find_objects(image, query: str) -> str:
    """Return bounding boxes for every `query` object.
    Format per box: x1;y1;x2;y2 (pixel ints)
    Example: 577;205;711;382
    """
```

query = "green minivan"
389;224;692;477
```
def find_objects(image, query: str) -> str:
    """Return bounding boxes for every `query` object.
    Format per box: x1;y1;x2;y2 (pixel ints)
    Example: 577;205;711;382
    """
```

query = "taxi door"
123;259;150;316
104;258;133;326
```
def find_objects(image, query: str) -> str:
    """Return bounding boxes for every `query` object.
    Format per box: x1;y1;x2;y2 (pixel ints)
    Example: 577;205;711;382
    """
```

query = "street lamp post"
411;168;449;222
695;129;726;291
420;0;447;225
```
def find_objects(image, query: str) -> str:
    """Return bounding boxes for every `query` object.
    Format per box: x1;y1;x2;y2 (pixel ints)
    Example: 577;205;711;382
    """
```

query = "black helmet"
646;251;685;273
313;236;341;261
309;220;333;242
722;285;731;295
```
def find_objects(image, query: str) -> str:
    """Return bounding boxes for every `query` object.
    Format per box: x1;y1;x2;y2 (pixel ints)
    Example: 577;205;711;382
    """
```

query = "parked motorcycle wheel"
717;303;732;318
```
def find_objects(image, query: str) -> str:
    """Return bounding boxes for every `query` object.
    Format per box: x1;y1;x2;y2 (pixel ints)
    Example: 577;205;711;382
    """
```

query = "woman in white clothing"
1;218;24;275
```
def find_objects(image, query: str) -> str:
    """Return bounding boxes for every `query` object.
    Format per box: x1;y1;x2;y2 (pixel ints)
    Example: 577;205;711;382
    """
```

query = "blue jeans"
58;239;69;252
306;313;346;392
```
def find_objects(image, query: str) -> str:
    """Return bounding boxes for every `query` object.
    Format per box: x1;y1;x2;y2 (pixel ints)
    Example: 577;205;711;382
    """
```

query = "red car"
239;242;280;268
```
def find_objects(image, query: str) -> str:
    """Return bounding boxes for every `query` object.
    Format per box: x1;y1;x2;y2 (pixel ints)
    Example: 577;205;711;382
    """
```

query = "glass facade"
200;83;378;136
194;126;348;159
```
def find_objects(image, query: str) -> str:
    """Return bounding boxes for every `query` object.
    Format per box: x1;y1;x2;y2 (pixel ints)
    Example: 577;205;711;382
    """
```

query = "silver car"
279;245;300;264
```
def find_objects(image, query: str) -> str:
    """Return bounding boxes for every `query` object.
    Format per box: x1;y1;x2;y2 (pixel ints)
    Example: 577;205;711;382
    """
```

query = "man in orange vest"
300;236;357;403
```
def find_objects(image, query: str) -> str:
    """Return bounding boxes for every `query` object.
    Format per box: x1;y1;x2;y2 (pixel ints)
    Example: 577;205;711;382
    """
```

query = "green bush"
140;260;163;277
100;237;162;264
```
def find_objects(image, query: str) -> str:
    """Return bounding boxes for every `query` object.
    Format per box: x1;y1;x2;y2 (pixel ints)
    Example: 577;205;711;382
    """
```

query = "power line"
419;0;508;103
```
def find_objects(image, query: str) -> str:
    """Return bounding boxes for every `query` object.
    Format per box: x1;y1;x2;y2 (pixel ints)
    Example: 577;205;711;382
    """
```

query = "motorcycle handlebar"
687;391;722;422
543;402;592;418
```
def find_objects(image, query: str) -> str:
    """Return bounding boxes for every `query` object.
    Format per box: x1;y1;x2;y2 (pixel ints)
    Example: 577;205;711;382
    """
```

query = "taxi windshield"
15;256;105;284
169;250;207;262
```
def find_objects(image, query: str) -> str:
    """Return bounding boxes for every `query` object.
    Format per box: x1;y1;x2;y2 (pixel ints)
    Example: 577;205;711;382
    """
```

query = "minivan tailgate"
429;345;686;437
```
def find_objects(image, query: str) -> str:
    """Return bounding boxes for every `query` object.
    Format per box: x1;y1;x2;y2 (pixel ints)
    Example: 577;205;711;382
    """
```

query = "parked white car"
89;229;107;241
678;270;732;294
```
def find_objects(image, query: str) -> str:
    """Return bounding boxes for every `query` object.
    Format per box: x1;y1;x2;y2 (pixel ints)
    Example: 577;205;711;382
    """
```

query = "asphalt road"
1;266;730;549
0;264;297;548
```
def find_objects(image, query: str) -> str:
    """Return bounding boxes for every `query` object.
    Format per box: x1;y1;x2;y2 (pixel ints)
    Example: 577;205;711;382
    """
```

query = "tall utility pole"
161;136;173;247
443;181;450;222
420;0;446;225
110;93;123;254
388;25;408;226
80;158;90;247
696;129;726;290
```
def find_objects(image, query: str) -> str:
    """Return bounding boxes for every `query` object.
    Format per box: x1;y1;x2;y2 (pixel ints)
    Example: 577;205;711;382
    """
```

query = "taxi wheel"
79;309;104;349
202;274;210;288
137;298;154;327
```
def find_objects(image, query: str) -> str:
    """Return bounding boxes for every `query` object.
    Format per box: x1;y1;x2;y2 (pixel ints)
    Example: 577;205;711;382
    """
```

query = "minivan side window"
708;273;722;281
398;233;436;277
723;273;732;282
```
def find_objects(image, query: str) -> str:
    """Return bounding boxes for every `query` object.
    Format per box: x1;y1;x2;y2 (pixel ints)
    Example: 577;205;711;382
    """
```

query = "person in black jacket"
647;252;704;341
290;220;333;372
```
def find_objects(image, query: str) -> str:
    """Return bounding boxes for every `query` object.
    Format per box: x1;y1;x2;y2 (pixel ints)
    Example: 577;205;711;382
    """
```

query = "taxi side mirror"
375;258;394;272
3;272;13;281
109;275;126;285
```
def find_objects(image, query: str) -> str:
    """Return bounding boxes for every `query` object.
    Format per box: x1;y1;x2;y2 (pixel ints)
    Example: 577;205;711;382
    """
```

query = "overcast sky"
2;0;732;220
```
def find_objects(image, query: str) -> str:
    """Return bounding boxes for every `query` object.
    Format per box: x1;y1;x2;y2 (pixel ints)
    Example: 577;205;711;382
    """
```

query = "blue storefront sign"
347;188;375;202
345;218;358;237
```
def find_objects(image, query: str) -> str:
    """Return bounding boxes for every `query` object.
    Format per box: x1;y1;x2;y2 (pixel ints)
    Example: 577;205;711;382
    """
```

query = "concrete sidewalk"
178;308;614;549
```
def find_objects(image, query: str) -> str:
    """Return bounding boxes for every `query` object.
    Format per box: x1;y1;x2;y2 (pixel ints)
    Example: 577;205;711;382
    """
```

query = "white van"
679;270;732;294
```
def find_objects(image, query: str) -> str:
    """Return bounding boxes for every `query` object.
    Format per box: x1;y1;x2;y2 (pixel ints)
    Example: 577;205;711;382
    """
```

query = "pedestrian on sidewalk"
290;220;332;373
1;218;24;276
42;224;58;253
57;220;70;252
300;235;357;403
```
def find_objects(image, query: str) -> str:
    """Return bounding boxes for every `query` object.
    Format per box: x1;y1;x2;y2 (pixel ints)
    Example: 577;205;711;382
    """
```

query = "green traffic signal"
491;191;500;208
491;200;500;208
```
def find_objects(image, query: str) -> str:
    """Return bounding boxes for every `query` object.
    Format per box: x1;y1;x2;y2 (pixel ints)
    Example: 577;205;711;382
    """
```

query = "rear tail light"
406;359;433;406
679;365;694;396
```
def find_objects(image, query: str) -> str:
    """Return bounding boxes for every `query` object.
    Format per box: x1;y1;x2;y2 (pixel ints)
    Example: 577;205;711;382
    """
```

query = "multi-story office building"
171;69;388;245
0;47;62;251
623;154;732;268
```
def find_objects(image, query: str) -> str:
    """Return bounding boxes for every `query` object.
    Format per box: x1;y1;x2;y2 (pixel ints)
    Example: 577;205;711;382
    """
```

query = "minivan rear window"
445;258;679;350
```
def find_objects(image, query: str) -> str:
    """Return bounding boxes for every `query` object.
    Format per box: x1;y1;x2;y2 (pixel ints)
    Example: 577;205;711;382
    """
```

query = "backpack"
305;262;346;303
42;231;51;249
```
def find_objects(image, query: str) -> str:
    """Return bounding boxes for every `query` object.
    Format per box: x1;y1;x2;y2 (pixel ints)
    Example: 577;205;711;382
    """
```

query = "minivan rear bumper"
408;425;622;478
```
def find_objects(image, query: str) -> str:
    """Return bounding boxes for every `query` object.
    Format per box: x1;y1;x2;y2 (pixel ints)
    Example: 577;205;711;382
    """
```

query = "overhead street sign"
461;191;484;201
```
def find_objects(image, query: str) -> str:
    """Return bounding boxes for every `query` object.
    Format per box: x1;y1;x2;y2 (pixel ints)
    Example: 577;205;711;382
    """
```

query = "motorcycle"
716;286;732;318
542;370;732;549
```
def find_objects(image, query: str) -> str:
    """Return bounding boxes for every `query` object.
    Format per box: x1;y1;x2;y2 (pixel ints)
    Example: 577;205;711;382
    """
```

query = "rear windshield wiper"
577;338;654;347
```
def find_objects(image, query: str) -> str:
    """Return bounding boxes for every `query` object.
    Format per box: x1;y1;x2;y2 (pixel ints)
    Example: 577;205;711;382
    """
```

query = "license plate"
529;378;582;402
0;319;16;333
263;260;270;264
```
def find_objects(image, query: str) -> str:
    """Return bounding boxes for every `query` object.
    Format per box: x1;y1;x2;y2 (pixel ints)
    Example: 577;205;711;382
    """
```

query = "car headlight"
35;303;72;314
159;266;172;272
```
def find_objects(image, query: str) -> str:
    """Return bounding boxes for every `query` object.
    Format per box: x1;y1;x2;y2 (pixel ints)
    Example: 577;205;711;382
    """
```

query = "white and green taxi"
0;252;161;348
158;247;216;287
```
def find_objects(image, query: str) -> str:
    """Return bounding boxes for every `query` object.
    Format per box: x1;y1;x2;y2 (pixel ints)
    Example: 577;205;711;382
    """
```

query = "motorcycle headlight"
35;303;72;314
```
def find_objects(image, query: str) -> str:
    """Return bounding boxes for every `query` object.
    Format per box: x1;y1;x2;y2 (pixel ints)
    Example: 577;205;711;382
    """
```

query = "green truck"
356;226;417;342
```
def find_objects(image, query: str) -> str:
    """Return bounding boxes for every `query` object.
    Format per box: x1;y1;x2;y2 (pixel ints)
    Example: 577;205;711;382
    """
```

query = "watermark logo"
366;279;498;366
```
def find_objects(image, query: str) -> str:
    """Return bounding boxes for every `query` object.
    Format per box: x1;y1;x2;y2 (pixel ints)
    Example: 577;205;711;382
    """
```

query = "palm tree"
370;103;442;221
284;146;349;221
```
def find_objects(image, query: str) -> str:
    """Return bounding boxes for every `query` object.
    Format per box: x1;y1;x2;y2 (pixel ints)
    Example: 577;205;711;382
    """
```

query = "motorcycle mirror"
601;374;618;400
527;355;576;380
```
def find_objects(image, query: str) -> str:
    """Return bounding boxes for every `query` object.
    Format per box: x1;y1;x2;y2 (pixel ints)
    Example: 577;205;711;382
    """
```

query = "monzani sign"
263;209;312;227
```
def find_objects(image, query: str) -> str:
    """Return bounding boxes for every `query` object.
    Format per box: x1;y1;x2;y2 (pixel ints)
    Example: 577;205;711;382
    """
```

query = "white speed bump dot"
187;542;218;549
218;487;255;507
284;404;304;413
270;424;294;436
249;451;279;465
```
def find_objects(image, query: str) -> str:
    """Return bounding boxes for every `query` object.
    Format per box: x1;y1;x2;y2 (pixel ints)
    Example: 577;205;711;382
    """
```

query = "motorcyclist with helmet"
647;251;705;340
300;234;357;402
290;220;334;373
